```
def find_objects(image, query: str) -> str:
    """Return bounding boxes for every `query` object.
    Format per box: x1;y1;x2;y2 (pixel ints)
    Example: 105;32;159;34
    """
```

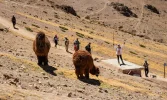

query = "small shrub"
76;32;84;38
32;24;40;28
139;44;146;48
104;41;110;44
89;31;93;34
59;26;68;31
23;22;27;24
25;27;33;32
87;36;93;39
85;16;90;19
61;29;66;32
129;51;138;55
43;11;47;14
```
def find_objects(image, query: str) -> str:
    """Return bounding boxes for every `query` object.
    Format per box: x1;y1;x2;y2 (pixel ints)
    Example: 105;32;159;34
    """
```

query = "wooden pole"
164;65;166;78
164;63;166;78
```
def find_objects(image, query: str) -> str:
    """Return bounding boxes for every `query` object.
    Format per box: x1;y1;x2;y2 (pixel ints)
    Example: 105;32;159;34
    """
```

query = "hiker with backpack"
85;43;91;54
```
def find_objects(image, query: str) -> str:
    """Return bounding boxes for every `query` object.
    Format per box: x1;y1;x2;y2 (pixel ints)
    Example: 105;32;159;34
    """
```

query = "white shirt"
114;45;123;55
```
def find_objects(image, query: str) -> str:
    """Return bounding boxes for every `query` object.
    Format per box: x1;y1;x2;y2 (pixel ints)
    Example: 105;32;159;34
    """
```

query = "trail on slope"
82;0;110;20
0;16;74;58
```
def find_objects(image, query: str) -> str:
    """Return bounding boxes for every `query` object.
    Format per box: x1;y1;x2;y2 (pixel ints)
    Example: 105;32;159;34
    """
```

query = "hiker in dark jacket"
143;60;149;77
85;43;91;54
11;15;16;29
74;38;80;51
54;35;58;48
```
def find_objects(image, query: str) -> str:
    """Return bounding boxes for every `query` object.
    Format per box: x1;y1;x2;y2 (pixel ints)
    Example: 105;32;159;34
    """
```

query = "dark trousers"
12;22;16;28
117;55;124;64
145;69;149;77
55;41;58;47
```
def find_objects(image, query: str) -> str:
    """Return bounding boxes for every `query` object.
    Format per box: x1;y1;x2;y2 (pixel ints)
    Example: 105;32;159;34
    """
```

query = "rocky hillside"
0;0;167;99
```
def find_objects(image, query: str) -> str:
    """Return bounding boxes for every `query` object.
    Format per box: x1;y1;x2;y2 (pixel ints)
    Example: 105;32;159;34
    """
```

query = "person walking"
115;44;125;66
74;38;80;52
11;15;16;29
85;43;91;54
65;37;69;52
143;60;149;77
54;35;58;48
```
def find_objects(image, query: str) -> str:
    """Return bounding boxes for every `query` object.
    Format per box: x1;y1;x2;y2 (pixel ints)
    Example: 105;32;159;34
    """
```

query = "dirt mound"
109;2;137;18
144;4;160;14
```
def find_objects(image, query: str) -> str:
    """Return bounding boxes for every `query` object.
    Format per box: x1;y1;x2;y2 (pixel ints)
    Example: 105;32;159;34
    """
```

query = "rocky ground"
0;0;167;100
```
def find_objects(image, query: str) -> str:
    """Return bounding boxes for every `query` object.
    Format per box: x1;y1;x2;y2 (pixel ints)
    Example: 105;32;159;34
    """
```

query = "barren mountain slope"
0;0;167;99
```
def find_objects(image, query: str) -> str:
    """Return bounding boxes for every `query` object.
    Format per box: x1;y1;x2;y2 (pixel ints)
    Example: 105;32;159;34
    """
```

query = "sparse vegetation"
139;44;146;48
104;41;110;44
32;24;40;28
129;51;138;55
25;27;33;32
59;26;68;31
87;36;93;39
23;22;27;24
89;31;93;34
144;4;160;14
76;32;84;38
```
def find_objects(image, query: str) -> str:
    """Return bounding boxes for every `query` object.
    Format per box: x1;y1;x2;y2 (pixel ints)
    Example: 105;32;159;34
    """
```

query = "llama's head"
36;32;45;48
90;65;100;77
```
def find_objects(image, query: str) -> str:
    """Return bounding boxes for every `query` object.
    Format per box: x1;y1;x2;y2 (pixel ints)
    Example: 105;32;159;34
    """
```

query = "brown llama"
33;32;51;65
73;50;100;79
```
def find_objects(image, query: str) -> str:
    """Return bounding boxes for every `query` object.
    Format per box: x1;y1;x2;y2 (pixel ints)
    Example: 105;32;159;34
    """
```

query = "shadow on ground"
79;78;101;86
39;65;57;76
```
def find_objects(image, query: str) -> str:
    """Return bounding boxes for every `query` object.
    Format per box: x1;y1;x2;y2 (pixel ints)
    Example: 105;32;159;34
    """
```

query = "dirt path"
0;15;75;59
81;0;110;20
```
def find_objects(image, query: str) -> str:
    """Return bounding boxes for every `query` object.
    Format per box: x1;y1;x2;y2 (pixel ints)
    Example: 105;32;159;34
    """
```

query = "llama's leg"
44;55;48;65
37;56;42;65
85;68;90;79
80;69;84;79
75;66;80;79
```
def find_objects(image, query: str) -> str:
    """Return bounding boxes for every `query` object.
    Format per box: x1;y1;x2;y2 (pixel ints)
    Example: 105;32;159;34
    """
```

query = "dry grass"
16;12;167;76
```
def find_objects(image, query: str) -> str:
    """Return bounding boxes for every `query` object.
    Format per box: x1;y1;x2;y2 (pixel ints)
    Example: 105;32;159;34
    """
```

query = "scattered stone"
0;28;4;31
34;86;39;89
14;78;19;83
43;76;49;80
63;84;68;87
3;74;12;80
8;50;12;52
68;92;72;97
10;81;16;86
109;2;138;18
104;90;108;93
